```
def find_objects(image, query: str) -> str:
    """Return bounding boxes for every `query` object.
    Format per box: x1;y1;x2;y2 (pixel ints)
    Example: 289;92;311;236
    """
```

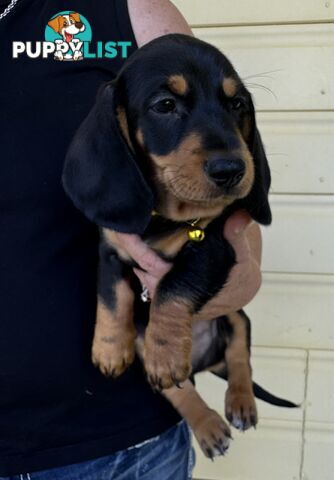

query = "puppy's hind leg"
135;333;231;459
219;311;258;431
163;381;232;460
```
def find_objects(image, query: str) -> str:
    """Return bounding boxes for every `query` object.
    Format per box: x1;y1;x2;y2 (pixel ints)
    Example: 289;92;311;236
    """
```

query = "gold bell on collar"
188;224;205;242
151;210;205;242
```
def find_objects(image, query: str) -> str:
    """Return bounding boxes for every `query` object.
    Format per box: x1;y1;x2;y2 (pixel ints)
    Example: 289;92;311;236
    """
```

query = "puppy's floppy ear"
48;16;62;33
241;126;272;225
70;12;81;23
62;82;154;234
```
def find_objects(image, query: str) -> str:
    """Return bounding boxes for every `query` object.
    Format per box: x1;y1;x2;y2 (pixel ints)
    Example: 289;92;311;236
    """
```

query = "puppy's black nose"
205;157;245;188
75;21;84;29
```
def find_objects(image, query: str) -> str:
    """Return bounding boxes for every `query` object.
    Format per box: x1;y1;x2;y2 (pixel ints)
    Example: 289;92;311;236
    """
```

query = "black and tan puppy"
63;34;296;457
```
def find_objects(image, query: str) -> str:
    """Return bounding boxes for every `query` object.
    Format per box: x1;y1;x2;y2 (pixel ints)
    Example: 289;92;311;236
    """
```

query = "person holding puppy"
0;0;262;478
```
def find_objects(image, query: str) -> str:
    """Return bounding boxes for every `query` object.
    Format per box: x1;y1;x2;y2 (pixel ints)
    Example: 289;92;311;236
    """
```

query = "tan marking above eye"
222;77;237;98
168;75;188;96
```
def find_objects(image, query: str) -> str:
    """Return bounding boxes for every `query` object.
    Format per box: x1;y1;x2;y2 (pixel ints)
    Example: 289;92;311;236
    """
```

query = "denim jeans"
1;421;195;480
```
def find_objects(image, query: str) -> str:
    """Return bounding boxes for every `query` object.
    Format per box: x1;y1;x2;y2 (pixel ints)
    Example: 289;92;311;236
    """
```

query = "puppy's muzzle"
205;156;245;188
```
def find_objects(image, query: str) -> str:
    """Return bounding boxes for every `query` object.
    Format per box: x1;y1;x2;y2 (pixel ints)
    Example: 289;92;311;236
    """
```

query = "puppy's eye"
152;99;177;114
231;97;245;110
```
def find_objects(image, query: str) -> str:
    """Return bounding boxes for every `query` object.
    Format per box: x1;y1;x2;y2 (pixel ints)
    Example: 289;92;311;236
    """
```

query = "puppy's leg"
164;381;231;459
144;297;193;390
144;230;235;391
135;334;231;458
92;242;136;377
223;311;258;430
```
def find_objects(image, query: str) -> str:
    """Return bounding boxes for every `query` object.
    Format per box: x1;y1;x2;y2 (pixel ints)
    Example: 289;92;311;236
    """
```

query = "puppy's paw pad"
194;409;231;459
225;389;258;431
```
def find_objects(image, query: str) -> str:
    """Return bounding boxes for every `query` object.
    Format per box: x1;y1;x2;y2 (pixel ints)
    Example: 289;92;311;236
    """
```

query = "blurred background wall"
171;2;334;479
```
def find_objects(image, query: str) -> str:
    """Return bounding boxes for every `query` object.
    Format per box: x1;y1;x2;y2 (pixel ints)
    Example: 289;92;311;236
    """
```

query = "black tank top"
0;0;179;475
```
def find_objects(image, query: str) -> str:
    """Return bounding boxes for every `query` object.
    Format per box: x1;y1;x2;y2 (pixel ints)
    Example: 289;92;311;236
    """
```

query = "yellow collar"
151;210;205;242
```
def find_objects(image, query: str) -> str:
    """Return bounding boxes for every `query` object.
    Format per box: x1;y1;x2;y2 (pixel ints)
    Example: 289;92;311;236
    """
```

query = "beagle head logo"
45;11;92;61
48;13;85;43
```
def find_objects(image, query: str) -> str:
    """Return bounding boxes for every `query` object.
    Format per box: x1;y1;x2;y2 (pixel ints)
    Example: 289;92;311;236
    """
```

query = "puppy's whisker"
242;69;283;81
244;82;277;100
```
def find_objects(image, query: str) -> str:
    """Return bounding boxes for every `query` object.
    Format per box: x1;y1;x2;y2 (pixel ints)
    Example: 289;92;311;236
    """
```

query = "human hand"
111;233;172;295
116;209;262;314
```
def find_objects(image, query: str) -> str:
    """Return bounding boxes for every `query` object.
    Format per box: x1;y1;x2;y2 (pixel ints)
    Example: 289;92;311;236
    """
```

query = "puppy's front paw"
92;328;136;378
143;322;192;390
225;388;258;431
193;409;232;459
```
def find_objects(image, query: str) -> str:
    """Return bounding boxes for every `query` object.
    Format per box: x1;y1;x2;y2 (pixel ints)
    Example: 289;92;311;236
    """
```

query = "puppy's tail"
252;381;299;408
211;370;299;408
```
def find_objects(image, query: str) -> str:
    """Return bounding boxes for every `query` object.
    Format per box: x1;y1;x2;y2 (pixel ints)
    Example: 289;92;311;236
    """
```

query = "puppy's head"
63;34;271;234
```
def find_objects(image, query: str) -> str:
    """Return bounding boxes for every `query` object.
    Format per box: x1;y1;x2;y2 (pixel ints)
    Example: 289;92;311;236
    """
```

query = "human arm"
192;211;262;320
127;0;193;47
